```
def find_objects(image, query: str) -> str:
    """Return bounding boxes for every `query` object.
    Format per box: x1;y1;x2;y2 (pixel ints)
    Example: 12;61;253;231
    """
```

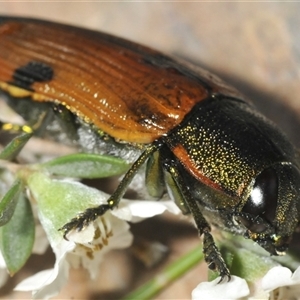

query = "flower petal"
262;266;300;296
112;199;180;222
262;266;294;291
67;222;95;244
192;276;250;300
15;240;75;299
292;266;300;282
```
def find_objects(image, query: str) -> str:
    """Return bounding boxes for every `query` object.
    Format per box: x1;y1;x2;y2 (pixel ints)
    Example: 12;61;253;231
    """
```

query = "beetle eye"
243;167;278;224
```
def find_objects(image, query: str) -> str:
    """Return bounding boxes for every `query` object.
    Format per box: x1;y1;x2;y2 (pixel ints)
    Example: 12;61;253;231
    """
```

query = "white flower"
15;211;131;299
192;276;250;300
14;240;74;299
261;266;300;300
14;173;179;299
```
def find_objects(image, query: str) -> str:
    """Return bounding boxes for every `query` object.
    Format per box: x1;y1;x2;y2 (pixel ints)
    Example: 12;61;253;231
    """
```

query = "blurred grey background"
1;2;300;299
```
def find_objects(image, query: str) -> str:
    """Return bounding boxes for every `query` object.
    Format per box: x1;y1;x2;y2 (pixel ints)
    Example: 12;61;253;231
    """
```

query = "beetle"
0;16;300;280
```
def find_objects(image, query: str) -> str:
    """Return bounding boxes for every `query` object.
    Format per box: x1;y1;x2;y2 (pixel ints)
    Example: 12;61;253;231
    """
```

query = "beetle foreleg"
59;204;111;240
60;143;160;237
164;159;231;281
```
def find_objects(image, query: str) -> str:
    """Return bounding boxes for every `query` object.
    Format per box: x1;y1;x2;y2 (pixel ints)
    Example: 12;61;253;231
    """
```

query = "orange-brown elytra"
1;16;300;280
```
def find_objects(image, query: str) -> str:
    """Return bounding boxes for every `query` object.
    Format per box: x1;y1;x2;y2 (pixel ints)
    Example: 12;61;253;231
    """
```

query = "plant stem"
123;245;204;300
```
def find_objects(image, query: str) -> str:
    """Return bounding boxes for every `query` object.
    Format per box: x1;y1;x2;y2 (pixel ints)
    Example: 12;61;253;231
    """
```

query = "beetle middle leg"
163;158;231;281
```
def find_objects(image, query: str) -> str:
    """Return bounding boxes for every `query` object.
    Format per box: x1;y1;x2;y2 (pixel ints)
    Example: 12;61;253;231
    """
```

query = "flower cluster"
1;172;181;298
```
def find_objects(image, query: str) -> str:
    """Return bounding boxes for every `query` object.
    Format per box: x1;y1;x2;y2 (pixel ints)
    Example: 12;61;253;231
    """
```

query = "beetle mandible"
0;16;300;280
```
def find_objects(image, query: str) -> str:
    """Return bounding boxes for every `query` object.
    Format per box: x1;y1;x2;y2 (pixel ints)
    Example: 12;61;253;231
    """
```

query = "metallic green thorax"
165;96;297;204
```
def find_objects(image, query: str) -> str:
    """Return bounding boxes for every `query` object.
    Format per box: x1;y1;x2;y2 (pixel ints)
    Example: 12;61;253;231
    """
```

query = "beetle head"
235;162;300;255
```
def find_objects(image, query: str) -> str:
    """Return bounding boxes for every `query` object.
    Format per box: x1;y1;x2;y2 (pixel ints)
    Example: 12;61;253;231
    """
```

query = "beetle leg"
145;150;165;198
202;228;231;282
60;143;160;237
164;160;231;281
163;169;190;214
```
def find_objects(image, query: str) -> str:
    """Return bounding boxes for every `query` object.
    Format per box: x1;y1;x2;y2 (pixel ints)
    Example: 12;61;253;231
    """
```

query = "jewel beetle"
0;16;300;280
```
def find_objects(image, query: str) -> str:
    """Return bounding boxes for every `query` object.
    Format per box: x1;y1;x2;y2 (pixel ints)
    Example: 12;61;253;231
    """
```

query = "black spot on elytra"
10;61;54;91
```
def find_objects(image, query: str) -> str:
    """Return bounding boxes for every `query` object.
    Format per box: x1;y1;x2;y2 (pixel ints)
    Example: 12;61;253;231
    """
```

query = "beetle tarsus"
218;269;231;283
59;204;111;239
203;230;231;282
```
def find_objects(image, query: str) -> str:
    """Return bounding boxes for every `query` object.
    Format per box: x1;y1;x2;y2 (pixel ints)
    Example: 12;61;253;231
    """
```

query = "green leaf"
0;179;23;226
40;153;130;178
0;132;33;161
230;247;277;282
0;194;35;275
217;233;279;283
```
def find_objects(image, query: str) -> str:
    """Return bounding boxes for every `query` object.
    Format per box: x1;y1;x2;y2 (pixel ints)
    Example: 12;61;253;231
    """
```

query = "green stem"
123;245;204;300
